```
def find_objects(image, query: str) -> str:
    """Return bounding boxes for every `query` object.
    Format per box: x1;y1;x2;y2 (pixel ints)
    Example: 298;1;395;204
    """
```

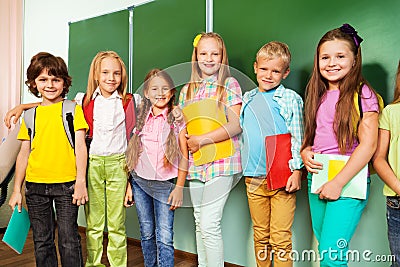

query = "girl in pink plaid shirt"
178;32;243;267
125;69;188;267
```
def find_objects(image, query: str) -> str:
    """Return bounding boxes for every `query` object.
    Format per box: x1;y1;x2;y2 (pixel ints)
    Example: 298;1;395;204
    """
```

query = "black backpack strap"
24;107;37;147
358;91;363;119
62;100;77;148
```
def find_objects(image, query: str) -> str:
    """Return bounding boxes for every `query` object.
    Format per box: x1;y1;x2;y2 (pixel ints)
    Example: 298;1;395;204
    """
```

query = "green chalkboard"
68;9;129;99
132;0;205;92
214;0;400;102
214;0;400;266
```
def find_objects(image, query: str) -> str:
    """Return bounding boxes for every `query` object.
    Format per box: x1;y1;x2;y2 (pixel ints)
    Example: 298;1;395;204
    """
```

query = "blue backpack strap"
23;107;37;146
62;100;77;148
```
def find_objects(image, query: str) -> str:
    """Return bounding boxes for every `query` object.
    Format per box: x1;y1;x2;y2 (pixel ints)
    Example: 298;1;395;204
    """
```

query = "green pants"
85;154;127;267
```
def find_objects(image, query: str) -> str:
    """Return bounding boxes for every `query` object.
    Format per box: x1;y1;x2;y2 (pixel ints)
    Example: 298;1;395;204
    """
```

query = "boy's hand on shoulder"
285;170;302;193
72;178;88;206
168;185;183;210
4;105;24;128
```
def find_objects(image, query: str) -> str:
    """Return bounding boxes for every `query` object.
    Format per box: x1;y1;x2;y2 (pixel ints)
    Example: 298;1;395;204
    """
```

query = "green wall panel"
132;0;205;91
69;1;400;266
68;10;129;99
215;0;400;266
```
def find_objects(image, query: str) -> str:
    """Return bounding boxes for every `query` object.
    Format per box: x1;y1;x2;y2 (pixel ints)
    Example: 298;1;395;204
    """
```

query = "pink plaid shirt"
134;108;185;180
178;76;243;182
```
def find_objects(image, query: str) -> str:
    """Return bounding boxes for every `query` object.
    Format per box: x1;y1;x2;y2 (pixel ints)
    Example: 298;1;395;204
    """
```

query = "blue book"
2;206;30;254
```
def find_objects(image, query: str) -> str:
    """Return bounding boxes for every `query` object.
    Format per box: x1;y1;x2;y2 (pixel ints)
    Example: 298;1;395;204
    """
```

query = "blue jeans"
387;197;400;267
130;174;175;267
25;181;83;267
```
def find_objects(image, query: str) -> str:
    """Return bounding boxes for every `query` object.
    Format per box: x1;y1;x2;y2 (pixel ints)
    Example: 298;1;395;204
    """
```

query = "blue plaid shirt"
240;85;304;171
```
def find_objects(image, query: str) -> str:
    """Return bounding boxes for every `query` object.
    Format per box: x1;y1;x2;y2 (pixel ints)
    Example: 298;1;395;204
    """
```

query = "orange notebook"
265;133;292;190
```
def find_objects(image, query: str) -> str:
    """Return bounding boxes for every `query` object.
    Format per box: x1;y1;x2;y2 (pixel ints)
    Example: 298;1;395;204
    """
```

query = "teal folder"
2;206;30;254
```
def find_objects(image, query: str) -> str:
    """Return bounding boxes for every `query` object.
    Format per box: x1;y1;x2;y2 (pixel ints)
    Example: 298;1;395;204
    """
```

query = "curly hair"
25;52;71;98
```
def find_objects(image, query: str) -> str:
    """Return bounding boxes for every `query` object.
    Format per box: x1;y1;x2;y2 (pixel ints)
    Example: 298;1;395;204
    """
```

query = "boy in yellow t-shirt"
9;52;88;267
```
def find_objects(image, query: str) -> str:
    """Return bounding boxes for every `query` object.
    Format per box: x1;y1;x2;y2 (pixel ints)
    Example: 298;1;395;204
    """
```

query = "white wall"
22;0;148;103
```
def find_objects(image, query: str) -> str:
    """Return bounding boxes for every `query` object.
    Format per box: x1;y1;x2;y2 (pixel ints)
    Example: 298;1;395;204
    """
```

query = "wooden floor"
0;228;197;267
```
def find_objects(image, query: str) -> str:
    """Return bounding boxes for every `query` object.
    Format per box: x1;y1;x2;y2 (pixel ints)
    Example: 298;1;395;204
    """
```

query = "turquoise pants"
308;173;369;267
85;154;128;267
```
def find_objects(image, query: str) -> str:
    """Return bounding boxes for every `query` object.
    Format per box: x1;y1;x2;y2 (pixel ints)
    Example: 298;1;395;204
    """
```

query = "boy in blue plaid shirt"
240;41;304;267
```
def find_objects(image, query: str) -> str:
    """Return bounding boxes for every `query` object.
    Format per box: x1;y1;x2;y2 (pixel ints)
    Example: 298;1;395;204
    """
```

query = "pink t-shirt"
134;108;186;181
312;85;379;155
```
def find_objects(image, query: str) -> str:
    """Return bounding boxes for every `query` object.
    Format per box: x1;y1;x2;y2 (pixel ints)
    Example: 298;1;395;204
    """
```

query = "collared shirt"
179;75;242;182
134;108;186;180
89;88;127;156
240;89;288;176
240;85;304;171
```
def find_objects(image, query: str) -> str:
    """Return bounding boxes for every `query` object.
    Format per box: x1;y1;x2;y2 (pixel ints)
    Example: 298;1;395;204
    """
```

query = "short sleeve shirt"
18;101;88;183
134;108;186;181
379;103;400;196
178;76;242;182
312;85;379;155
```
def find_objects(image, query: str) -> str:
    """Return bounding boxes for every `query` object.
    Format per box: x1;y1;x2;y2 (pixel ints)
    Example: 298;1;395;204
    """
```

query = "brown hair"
84;51;128;106
126;69;179;171
302;26;378;154
186;32;230;105
392;60;400;104
25;52;71;98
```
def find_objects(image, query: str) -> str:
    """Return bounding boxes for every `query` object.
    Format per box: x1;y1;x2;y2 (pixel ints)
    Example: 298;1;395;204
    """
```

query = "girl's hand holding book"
301;146;322;173
315;179;343;201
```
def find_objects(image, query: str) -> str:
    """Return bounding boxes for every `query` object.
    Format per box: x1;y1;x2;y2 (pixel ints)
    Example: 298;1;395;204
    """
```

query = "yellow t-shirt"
17;101;88;183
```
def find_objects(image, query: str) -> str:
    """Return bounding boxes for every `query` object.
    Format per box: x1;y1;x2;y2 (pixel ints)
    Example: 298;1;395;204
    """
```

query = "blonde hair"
84;51;128;106
392;60;400;104
256;41;291;70
186;32;230;104
126;69;179;171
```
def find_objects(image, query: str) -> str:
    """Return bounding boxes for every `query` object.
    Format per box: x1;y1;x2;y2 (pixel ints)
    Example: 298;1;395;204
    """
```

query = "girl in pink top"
301;24;381;266
124;69;188;267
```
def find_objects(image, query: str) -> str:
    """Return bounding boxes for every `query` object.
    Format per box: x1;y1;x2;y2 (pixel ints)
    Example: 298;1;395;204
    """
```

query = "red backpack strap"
82;93;95;138
123;93;136;141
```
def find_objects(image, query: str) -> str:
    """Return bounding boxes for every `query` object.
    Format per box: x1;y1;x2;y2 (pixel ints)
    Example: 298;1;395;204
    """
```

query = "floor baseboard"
78;226;243;267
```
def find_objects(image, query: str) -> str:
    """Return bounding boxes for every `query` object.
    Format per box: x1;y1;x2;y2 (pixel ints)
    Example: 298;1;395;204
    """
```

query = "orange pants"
245;177;296;267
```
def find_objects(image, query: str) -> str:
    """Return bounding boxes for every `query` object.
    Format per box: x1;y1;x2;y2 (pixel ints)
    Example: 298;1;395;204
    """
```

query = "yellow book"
182;98;235;166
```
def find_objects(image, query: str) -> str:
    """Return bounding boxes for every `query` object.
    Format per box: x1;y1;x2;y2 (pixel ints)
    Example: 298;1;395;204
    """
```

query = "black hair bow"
339;23;363;47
